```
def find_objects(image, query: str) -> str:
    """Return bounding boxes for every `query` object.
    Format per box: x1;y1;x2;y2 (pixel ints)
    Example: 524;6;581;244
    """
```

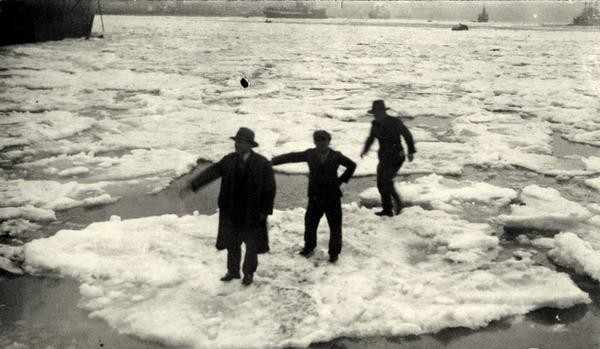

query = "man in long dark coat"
181;127;276;286
361;100;416;217
271;130;356;263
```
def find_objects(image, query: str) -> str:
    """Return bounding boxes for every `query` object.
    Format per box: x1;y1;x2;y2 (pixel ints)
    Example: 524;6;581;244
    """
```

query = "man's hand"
408;153;414;162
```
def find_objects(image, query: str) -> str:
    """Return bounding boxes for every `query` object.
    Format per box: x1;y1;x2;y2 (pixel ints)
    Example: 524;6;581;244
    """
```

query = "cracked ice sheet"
1;178;120;213
450;115;598;176
23;206;589;349
498;187;600;282
359;174;518;213
0;111;97;150
18;148;196;184
497;185;593;231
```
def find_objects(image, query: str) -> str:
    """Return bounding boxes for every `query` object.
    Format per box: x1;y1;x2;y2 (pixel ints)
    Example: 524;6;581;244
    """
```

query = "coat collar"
236;150;254;163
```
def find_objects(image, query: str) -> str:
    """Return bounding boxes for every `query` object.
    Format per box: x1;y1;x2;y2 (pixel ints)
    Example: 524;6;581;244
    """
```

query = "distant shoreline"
99;0;590;25
97;13;599;32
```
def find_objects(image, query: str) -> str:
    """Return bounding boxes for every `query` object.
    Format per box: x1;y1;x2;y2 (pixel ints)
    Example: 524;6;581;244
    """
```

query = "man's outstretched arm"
271;150;308;166
180;158;223;197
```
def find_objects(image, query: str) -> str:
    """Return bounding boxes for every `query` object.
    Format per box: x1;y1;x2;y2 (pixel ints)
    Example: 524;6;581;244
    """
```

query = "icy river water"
1;15;599;349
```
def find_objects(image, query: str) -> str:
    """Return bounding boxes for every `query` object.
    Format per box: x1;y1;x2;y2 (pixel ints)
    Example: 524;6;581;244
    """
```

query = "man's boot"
220;272;241;282
375;210;393;217
242;274;253;286
299;248;314;257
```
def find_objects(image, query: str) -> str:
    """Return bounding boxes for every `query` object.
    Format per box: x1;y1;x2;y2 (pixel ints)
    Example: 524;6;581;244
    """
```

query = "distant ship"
0;0;95;46
451;23;469;31
477;6;489;22
368;4;391;19
572;1;600;26
264;2;327;19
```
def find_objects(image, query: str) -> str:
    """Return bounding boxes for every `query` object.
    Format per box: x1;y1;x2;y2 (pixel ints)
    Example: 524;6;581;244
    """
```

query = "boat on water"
0;0;95;46
264;1;327;19
572;1;600;26
477;6;489;22
368;4;390;19
451;23;469;31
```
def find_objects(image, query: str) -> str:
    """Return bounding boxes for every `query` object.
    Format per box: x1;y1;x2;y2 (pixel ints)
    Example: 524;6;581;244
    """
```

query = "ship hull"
368;11;390;19
0;0;95;46
264;8;326;19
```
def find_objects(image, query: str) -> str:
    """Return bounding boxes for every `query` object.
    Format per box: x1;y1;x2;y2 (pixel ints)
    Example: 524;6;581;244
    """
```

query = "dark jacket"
272;148;356;200
189;151;276;253
363;115;416;163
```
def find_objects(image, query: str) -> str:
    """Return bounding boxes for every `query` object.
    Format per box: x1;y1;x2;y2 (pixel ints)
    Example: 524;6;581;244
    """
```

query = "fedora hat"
230;127;259;147
368;99;389;114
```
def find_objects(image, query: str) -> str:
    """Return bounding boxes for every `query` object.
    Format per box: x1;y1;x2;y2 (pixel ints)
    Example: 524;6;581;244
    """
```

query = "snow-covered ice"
360;174;518;213
549;232;600;282
24;206;590;349
585;177;600;192
496;185;600;283
497;185;593;231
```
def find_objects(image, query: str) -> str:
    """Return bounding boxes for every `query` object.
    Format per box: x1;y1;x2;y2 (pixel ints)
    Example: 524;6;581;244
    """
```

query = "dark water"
2;160;600;348
552;133;600;158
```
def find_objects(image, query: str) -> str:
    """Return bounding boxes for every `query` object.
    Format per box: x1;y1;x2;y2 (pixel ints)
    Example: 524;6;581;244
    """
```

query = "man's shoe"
393;205;402;215
299;248;314;257
375;210;393;217
220;272;241;282
242;275;253;286
329;254;339;263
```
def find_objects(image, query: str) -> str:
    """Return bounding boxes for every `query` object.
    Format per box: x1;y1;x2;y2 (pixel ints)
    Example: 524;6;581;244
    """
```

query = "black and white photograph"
1;0;599;348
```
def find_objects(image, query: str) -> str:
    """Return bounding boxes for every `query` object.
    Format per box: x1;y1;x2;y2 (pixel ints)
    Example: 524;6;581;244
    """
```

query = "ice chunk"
360;174;517;212
548;232;600;282
23;206;589;349
1;219;42;237
585;177;600;192
0;205;56;222
497;185;592;231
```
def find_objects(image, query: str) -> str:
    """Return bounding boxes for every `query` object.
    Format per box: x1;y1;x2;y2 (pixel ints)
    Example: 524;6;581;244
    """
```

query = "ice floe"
549;232;600;282
23;205;590;348
497;185;593;231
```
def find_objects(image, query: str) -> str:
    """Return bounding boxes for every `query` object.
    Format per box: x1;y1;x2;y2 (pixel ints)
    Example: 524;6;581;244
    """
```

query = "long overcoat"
189;151;276;253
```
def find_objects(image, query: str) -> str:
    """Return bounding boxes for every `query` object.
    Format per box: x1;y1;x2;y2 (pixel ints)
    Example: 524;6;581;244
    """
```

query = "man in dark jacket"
271;130;356;263
361;100;416;217
181;127;276;286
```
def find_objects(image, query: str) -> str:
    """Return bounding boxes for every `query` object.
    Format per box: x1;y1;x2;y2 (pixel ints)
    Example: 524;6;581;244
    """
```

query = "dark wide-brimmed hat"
230;127;259;147
368;99;390;114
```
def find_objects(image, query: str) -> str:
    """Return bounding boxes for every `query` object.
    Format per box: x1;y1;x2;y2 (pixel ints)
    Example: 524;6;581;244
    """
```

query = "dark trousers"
227;237;258;277
377;159;404;212
304;197;342;256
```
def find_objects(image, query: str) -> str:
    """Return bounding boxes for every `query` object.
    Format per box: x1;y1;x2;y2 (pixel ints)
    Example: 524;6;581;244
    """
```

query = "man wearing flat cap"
181;127;276;286
271;130;356;263
361;100;416;217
